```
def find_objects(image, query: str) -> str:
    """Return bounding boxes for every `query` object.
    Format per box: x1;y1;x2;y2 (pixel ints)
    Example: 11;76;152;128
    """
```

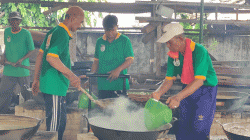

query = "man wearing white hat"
151;23;218;140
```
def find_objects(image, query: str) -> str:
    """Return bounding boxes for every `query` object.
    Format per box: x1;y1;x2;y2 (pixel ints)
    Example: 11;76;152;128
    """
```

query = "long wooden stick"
79;87;106;109
5;61;33;70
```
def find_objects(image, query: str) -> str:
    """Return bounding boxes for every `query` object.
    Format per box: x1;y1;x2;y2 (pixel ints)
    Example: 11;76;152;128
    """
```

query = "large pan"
0;115;44;140
83;114;177;140
83;98;176;140
216;120;250;140
216;91;249;111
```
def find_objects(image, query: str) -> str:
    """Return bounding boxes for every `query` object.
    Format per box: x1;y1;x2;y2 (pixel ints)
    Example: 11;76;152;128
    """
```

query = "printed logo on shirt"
46;34;52;49
7;36;11;42
198;115;204;120
101;44;105;52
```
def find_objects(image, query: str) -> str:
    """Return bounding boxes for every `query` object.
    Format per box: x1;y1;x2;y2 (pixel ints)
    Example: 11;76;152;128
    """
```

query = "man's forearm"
46;55;74;79
33;52;43;81
156;79;174;97
177;79;204;101
116;58;134;71
19;50;35;62
90;59;99;73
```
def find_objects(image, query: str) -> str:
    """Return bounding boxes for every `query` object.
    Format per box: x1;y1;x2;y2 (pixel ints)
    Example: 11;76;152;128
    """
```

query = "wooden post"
150;0;156;74
174;5;177;19
215;6;218;20
162;43;166;63
150;35;155;74
236;8;239;20
199;0;204;44
156;23;162;77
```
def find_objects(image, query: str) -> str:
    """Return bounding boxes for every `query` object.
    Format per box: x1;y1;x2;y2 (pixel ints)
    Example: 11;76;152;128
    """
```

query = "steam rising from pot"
89;96;148;131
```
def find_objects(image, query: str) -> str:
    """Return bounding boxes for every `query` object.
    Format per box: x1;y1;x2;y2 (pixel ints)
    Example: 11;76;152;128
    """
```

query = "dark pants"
0;75;31;113
43;93;67;140
98;90;127;99
174;85;217;140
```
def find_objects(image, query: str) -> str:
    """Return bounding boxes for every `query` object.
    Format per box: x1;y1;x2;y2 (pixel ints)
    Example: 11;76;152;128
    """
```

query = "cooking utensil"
215;120;250;140
144;98;173;130
4;61;33;70
78;89;98;109
85;73;130;113
83;114;177;140
0;115;44;140
79;87;106;109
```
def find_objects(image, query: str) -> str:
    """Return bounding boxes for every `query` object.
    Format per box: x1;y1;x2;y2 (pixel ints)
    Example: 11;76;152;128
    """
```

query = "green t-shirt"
39;23;72;96
3;27;35;77
94;33;134;90
166;43;218;86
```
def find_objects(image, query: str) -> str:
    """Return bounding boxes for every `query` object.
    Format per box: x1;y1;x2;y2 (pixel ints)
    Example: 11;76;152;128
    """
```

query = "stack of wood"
217;76;250;86
213;62;250;87
214;65;250;75
128;92;152;102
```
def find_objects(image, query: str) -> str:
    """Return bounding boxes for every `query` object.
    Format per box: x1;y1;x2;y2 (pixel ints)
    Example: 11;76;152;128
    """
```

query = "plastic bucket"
144;98;172;130
78;90;98;109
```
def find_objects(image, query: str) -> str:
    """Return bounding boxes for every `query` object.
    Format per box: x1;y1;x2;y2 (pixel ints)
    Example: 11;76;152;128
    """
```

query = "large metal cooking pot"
216;120;250;140
83;114;176;140
0;115;43;140
216;91;249;111
83;98;176;140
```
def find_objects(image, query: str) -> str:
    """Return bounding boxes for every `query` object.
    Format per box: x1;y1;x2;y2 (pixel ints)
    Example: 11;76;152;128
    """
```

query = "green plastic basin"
144;98;172;130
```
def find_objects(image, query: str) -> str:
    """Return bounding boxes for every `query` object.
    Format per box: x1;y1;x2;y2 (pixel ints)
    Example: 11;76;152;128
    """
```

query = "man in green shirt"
151;23;218;140
31;6;83;140
83;15;134;99
0;11;35;113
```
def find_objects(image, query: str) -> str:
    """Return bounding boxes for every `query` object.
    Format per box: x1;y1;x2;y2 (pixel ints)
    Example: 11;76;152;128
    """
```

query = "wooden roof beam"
43;0;77;15
136;1;250;9
1;0;152;13
135;17;250;26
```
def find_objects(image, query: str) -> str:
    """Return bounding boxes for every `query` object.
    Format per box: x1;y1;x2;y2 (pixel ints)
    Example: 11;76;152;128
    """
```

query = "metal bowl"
0;115;43;140
85;98;176;140
222;122;250;140
216;91;249;111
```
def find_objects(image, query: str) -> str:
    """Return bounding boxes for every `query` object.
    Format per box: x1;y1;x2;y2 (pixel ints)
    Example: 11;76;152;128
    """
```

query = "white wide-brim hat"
157;23;184;43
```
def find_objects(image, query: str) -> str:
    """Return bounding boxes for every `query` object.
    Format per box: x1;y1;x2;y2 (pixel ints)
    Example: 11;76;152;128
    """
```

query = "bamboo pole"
156;23;162;77
199;0;204;44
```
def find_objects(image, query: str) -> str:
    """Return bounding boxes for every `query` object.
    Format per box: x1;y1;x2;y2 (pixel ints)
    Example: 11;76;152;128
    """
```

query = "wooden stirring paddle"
79;87;106;109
